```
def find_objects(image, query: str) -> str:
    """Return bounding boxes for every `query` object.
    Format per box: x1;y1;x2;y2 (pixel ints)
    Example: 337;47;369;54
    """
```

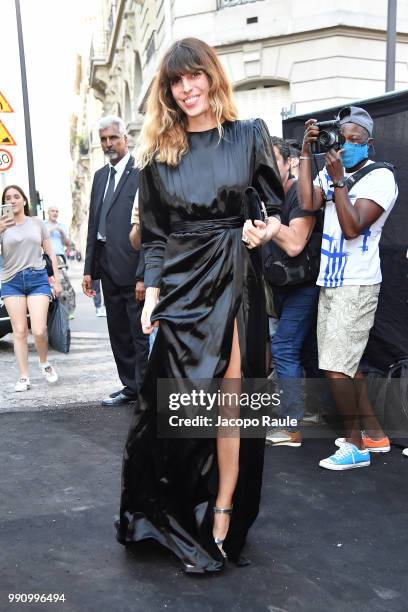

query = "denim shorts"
1;267;52;298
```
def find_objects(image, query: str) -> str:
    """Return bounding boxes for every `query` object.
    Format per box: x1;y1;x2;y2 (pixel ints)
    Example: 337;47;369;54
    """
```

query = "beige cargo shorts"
317;284;381;378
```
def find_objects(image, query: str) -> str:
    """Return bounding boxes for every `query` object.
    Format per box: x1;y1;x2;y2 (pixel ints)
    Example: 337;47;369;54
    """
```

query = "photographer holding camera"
298;106;398;470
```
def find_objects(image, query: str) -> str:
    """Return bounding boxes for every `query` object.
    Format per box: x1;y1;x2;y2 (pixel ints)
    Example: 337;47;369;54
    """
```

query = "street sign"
0;148;13;172
0;91;13;113
0;120;16;145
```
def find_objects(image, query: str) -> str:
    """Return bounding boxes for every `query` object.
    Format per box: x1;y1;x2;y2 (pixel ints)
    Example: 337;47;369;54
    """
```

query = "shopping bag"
383;358;408;441
47;298;71;353
363;360;408;442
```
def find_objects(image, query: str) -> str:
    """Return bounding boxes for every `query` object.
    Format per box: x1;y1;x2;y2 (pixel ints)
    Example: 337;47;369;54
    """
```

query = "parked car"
0;293;13;338
0;255;13;338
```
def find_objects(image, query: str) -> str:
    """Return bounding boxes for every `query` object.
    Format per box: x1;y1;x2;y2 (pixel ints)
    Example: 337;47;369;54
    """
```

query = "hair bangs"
162;41;207;86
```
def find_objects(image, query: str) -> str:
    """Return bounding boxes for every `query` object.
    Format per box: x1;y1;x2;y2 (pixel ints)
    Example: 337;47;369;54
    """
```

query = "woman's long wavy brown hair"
137;38;238;168
2;184;31;216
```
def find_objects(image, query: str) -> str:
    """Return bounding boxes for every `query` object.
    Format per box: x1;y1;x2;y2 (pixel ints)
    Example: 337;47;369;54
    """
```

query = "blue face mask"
341;142;369;169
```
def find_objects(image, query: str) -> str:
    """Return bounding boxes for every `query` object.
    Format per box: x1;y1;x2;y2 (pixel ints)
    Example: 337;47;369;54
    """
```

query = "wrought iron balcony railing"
218;0;260;7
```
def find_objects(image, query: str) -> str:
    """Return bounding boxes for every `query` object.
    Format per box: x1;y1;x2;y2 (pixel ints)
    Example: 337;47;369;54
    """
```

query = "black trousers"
99;245;149;397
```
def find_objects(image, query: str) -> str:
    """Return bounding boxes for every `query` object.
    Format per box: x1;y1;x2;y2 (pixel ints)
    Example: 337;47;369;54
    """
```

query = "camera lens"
319;130;336;148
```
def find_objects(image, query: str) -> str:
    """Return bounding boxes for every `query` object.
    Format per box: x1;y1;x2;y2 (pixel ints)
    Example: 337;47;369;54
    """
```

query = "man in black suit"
82;116;149;406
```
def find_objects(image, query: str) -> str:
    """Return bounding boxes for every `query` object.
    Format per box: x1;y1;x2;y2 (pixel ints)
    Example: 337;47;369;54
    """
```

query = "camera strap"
332;161;396;202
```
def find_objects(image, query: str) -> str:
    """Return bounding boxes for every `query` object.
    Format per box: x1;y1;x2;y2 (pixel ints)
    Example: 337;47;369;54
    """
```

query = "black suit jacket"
84;155;144;286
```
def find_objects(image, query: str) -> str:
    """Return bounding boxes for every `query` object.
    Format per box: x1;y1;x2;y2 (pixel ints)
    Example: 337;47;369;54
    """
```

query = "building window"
233;80;290;136
146;31;156;64
107;1;118;36
218;0;260;7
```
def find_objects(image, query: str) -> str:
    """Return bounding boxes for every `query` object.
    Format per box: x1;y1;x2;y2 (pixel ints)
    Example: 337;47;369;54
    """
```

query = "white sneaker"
40;362;58;384
96;306;107;317
403;448;408;457
15;377;30;392
266;429;302;447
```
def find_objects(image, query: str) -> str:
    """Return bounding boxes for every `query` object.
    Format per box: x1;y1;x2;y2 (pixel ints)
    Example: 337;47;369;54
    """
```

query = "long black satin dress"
116;119;283;572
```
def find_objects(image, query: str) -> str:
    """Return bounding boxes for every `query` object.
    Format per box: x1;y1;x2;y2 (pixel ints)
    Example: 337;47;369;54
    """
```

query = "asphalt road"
1;404;407;612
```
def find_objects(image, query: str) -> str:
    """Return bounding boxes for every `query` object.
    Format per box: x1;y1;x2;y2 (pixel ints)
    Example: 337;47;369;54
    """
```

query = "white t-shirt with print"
314;160;398;287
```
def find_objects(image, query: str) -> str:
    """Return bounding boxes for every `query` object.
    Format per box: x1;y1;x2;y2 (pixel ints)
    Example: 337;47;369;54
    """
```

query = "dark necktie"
98;166;117;239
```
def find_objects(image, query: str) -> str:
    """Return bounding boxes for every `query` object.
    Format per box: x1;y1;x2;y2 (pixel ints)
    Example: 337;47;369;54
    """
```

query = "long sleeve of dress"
139;163;170;288
252;118;284;217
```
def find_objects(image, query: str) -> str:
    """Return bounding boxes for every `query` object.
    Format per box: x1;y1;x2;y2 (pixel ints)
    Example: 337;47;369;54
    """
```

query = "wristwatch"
332;179;346;188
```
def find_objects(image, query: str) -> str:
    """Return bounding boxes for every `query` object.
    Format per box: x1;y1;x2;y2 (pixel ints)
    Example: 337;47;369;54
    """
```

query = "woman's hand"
0;216;15;234
141;287;160;334
52;280;62;298
242;217;281;248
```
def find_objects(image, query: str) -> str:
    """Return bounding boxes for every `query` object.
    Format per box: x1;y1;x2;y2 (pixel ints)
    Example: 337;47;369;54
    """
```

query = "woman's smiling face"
170;70;211;122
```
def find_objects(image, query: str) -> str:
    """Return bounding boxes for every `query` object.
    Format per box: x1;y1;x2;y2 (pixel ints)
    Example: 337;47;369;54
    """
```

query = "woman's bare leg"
4;296;29;378
214;320;241;549
27;296;50;364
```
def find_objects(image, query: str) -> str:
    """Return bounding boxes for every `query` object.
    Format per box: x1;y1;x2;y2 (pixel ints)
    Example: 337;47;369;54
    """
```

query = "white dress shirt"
102;151;131;198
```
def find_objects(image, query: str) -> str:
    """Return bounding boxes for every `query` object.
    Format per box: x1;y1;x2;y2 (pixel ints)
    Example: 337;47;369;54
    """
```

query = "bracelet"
300;156;311;160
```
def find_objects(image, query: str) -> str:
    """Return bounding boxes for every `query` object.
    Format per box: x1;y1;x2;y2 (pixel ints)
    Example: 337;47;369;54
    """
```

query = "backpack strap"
345;161;396;193
332;161;396;202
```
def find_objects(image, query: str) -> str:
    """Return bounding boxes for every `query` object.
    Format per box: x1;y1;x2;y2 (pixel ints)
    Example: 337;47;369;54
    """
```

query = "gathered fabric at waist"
171;215;244;234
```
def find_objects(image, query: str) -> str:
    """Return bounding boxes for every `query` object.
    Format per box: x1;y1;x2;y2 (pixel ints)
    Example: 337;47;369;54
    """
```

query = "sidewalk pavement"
1;403;408;612
0;332;121;412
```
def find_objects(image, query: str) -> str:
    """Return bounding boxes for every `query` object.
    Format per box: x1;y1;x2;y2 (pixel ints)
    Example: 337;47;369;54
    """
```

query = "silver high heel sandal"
213;506;233;558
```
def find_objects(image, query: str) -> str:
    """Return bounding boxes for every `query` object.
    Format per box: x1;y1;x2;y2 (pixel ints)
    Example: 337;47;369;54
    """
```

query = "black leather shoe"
101;392;138;406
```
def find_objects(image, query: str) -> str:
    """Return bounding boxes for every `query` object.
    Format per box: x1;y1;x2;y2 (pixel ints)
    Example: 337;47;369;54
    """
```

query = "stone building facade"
70;0;408;252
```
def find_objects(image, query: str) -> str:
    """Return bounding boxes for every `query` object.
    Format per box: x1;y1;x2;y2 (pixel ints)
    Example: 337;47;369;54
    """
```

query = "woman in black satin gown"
116;38;283;573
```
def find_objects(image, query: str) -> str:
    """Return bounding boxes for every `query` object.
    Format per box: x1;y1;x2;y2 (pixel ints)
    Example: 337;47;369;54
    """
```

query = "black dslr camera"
312;119;345;153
